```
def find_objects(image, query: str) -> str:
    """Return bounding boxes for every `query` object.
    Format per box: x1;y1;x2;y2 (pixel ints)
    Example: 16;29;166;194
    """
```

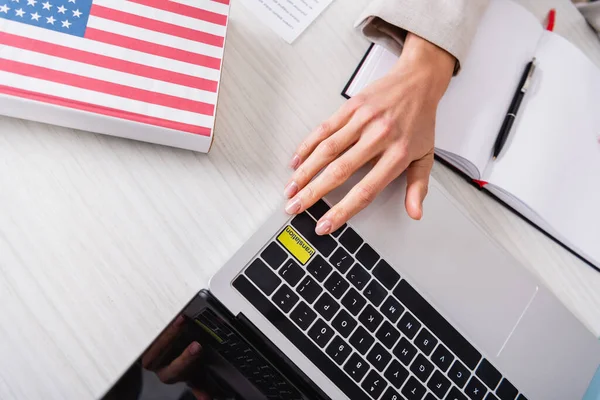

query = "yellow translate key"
277;225;315;265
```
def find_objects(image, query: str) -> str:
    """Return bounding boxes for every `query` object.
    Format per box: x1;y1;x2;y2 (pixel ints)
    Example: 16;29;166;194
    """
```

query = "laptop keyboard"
232;200;528;400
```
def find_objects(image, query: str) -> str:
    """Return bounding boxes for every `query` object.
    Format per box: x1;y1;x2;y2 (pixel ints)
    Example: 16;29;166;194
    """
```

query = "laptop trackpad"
326;174;538;357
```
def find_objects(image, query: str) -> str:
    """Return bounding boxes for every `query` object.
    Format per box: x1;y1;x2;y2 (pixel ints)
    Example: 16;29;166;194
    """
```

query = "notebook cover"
341;45;600;274
0;0;230;152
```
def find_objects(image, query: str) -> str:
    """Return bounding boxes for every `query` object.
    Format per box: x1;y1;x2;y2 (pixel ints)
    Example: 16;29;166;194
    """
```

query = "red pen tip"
546;9;556;32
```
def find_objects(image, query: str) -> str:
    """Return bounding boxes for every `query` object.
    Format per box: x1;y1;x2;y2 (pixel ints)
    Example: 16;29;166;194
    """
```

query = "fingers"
315;149;411;235
156;341;202;384
284;109;375;200
289;96;363;170
405;152;434;220
142;315;186;370
285;119;385;217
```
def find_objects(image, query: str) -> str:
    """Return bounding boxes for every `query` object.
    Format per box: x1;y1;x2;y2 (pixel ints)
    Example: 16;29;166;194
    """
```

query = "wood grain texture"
0;1;598;399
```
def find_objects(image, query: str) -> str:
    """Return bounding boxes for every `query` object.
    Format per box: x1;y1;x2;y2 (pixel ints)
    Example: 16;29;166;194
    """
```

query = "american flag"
0;0;229;148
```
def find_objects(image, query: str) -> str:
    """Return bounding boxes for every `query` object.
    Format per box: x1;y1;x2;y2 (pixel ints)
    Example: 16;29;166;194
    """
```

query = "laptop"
100;171;600;400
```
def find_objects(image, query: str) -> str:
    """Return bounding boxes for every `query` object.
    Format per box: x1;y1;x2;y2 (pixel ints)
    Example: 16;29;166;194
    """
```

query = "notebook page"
487;31;600;267
434;0;542;176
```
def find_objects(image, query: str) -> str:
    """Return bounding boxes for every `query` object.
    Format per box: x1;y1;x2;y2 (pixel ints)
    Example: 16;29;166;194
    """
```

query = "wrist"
391;33;456;100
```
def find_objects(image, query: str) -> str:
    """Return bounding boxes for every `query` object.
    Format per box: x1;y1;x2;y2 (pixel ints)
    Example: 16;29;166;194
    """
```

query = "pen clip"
521;58;537;92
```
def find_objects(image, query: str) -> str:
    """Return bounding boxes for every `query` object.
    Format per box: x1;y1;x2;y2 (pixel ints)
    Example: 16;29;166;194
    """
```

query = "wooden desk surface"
0;0;599;398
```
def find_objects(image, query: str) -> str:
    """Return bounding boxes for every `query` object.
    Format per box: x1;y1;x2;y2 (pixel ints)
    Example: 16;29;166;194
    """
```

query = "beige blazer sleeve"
356;0;490;73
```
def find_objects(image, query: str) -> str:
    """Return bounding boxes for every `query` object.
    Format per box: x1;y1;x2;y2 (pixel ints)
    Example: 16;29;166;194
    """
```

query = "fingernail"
174;315;185;327
284;181;298;198
285;198;301;214
315;219;332;235
189;341;202;355
289;154;300;169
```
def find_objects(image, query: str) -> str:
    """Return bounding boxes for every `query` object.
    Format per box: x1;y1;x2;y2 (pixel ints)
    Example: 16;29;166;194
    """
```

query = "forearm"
389;33;456;104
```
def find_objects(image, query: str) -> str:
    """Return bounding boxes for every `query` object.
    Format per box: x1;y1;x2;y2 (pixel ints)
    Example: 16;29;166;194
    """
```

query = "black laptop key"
515;395;527;400
393;279;482;369
367;342;392;372
307;318;335;348
261;242;288;270
356;243;379;269
359;304;384;332
278;259;305;287
245;258;281;295
326;335;352;365
384;359;409;389
380;296;404;323
361;369;387;399
432;344;454;372
425;394;437;400
314;292;339;321
231;275;370;400
344;352;370;382
401;376;426;400
398;312;421;339
465;376;487;400
393;337;417;366
372;259;400;289
331;309;357;338
307;255;333;282
376;321;400;349
415;328;438;356
339;227;363;253
428;370;451;398
485;394;500;400
349;326;375;355
496;379;518;400
272;284;299;313
290;213;337;257
476;359;502;390
306;199;330;220
363;279;387;307
324;271;350;299
296;276;322;304
330;247;354;273
410;354;434;382
449;360;470;388
381;387;403;400
446;387;468;400
342;287;367;315
348;263;371;290
290;301;316;330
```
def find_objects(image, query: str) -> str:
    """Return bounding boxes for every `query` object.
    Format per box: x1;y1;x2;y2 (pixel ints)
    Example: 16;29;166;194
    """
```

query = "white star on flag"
15;7;24;16
30;11;40;20
0;4;10;12
41;1;50;9
67;0;75;3
26;0;35;5
72;8;81;17
56;4;65;13
46;15;55;24
61;19;71;28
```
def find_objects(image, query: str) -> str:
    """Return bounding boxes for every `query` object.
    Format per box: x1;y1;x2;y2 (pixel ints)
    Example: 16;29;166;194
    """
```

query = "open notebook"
344;0;600;270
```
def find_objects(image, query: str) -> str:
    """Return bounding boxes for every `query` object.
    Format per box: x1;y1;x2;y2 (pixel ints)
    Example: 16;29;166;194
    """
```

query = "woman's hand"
284;33;455;235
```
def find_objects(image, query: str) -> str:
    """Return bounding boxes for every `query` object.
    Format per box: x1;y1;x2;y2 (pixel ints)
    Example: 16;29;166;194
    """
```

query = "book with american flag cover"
0;0;230;152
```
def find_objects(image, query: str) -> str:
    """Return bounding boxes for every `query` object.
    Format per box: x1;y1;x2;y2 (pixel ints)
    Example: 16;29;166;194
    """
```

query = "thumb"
405;152;434;220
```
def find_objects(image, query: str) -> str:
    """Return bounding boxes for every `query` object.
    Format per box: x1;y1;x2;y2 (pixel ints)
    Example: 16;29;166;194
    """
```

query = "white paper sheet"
238;0;334;43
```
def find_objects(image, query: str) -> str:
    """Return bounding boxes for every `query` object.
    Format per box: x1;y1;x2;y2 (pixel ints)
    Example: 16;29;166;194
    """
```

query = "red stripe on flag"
90;4;224;48
211;0;230;4
128;0;228;26
0;32;218;93
85;28;222;70
0;85;212;136
0;58;215;115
